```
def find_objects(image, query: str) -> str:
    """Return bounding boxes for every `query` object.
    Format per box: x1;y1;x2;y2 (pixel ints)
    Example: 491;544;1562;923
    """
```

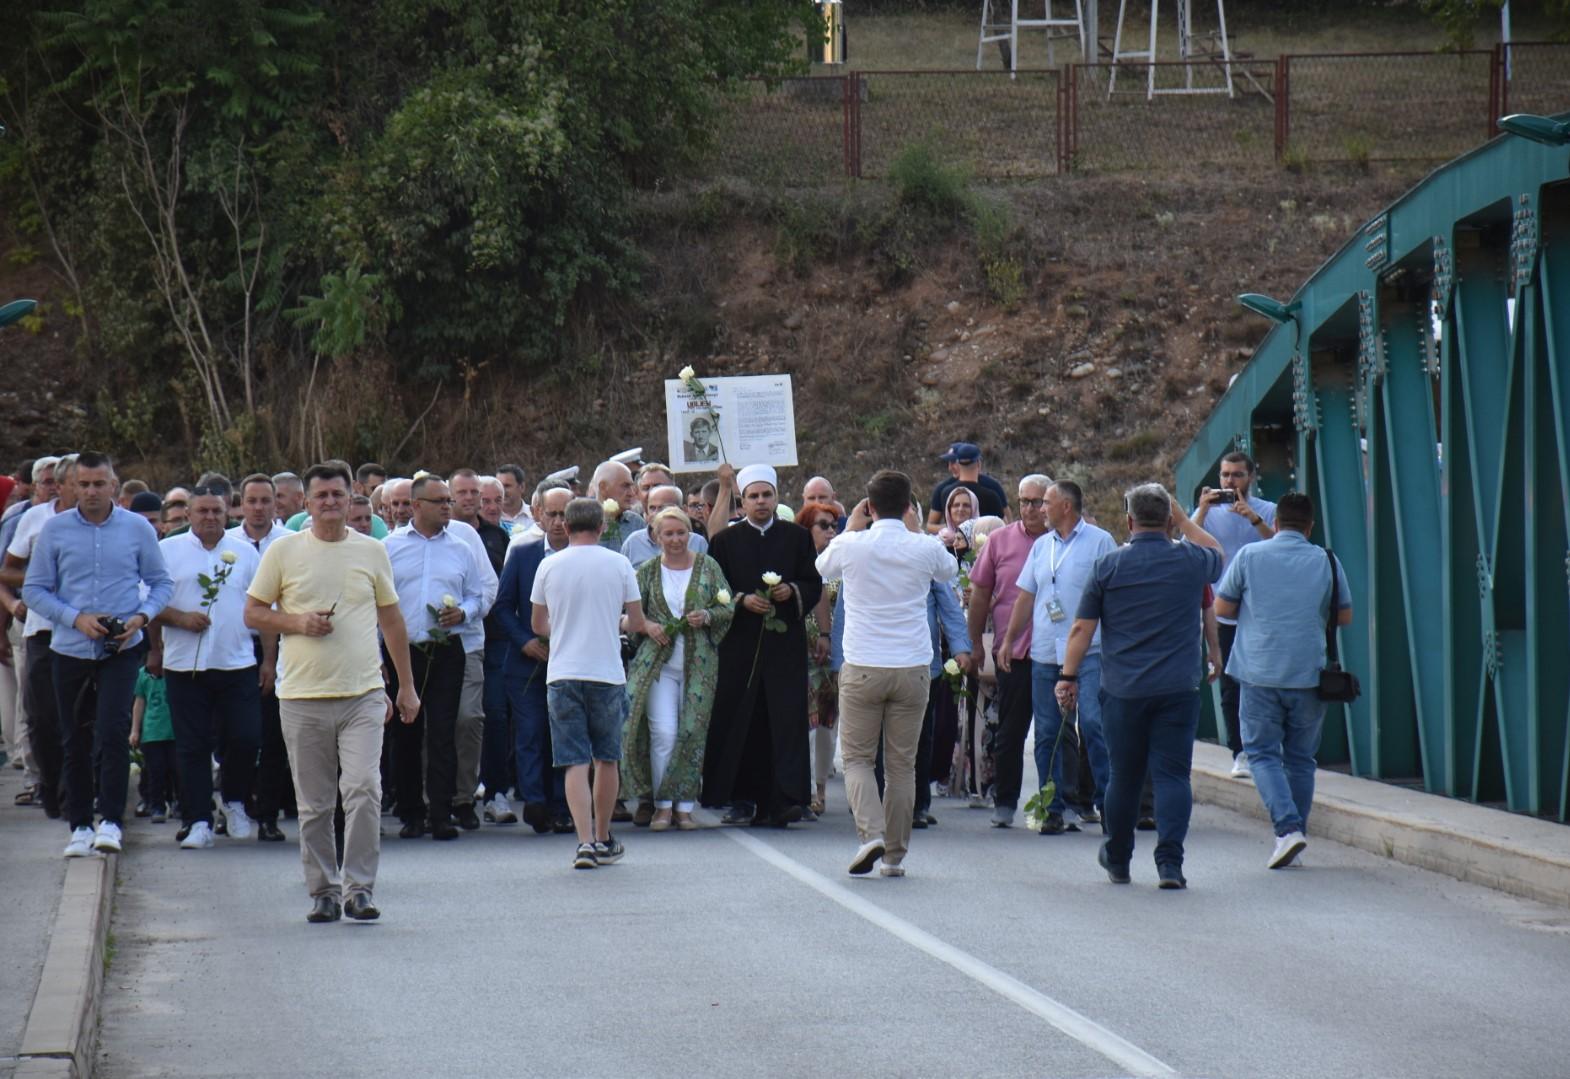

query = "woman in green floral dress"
622;508;734;830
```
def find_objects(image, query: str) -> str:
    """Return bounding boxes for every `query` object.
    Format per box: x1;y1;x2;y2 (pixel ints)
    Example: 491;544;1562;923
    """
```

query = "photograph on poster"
665;374;798;473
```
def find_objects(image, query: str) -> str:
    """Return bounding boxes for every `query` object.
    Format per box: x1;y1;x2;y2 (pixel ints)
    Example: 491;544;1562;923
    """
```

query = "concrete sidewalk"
1191;741;1570;909
1;762;115;1079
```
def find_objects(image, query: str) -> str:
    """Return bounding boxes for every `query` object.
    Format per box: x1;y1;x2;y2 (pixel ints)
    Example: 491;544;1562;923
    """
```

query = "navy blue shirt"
1076;533;1221;699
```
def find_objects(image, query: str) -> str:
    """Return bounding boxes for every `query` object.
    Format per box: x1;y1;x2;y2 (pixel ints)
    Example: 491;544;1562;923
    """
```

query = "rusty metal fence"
701;41;1570;181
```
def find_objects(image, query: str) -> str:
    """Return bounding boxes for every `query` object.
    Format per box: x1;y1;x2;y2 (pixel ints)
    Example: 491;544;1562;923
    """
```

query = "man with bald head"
620;485;709;567
382;478;414;531
802;475;846;533
592;460;643;552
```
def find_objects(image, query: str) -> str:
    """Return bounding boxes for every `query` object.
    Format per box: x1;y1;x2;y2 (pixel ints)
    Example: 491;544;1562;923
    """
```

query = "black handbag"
1317;547;1361;703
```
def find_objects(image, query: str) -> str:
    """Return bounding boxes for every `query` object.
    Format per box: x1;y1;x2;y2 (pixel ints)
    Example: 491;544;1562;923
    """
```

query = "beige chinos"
838;662;931;866
280;689;385;900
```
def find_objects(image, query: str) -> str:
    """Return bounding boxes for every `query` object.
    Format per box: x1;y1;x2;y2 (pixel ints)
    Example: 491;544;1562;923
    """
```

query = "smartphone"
1217;490;1238;504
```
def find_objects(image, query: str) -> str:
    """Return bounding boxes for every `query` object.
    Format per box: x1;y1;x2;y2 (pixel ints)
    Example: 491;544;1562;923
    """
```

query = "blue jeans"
1239;683;1326;836
546;680;626;766
1031;654;1107;813
504;653;564;812
1100;688;1199;869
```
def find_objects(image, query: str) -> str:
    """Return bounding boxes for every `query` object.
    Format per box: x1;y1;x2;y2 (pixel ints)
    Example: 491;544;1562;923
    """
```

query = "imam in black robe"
701;517;823;817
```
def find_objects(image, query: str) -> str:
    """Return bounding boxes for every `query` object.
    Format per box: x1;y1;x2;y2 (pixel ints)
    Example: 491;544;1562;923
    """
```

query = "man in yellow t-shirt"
246;463;419;925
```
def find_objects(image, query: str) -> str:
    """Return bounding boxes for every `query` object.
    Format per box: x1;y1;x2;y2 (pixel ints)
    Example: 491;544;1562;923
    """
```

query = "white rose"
678;365;697;381
944;658;961;677
511;523;529;536
219;550;238;565
413;469;432;481
602;498;621;517
761;571;782;587
715;590;732;605
975;532;989;548
442;594;457;608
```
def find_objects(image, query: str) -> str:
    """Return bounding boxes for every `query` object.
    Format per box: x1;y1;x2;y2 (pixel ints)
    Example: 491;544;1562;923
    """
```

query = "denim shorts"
546;679;627;766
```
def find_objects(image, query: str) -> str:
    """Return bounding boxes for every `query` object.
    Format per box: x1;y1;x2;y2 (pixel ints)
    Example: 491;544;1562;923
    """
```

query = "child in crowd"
132;664;177;823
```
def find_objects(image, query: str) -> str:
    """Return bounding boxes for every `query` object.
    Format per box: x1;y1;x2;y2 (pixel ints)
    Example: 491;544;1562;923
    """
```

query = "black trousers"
52;643;143;829
388;640;464;824
165;666;262;827
991;657;1034;810
139;739;178;808
24;632;61;813
252;637;294;822
1218;622;1243;755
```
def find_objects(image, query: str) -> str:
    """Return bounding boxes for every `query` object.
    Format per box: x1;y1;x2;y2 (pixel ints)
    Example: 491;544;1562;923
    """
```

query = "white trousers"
648;665;691;811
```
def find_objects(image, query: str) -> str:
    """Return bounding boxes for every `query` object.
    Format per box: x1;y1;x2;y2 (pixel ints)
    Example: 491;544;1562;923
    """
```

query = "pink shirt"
970;521;1044;660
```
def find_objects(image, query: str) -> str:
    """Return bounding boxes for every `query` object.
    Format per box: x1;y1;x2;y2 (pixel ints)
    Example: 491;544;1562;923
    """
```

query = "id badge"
1045;595;1067;623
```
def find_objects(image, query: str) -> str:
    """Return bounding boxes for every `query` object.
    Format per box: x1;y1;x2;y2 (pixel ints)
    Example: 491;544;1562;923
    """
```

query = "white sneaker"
879;862;905;877
484;793;518;824
1269;830;1307;869
223;801;253;840
181;821;215;849
848;838;885;876
63;827;95;858
92;821;123;853
1230;753;1252;779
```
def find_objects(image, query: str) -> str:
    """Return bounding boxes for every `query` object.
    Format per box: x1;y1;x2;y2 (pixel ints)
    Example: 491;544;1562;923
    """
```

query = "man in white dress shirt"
815;469;957;878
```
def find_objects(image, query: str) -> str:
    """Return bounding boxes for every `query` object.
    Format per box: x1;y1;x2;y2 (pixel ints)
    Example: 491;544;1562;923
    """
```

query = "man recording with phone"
1190;451;1274;780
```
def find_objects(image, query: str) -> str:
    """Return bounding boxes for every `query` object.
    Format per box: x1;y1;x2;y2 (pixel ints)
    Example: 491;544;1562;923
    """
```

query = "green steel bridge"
1176;112;1570;823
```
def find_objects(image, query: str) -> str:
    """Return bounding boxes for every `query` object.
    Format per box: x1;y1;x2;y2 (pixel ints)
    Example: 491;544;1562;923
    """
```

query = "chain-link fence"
699;43;1570;183
855;70;1060;178
1063;59;1278;171
1500;42;1570;122
1281;51;1494;164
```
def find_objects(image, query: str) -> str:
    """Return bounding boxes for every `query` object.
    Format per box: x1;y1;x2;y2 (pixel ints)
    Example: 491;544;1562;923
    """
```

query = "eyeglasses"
813;521;836;530
1018;498;1046;509
417;497;454;506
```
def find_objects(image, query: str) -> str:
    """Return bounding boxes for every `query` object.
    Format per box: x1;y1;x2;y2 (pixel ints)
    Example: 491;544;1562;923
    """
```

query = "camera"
1216;490;1238;504
97;615;129;655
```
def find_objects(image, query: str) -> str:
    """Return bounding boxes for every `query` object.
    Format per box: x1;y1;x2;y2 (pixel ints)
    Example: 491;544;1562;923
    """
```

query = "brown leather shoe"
674;811;698;831
612;799;633;823
632;800;655;827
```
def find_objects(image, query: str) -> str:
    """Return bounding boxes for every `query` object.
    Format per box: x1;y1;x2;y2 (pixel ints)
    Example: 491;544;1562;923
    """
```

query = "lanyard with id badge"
1044;530;1074;623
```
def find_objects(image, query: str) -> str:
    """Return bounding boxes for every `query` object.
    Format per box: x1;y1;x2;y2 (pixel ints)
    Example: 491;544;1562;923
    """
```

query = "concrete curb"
17;852;116;1079
1191;742;1570;909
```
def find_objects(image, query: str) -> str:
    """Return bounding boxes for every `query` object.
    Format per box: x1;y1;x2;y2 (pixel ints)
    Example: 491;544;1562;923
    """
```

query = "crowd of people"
0;441;1352;921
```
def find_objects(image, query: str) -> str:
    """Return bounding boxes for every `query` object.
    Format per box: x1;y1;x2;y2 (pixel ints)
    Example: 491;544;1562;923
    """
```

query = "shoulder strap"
1324;547;1340;663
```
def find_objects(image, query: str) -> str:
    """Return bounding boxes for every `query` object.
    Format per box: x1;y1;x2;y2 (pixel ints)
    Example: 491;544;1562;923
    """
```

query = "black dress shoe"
344;892;381;921
306;896;342;923
522;803;553;834
257;819;286;842
720;801;756;825
1136;815;1157;831
611;799;633;823
1098;842;1132;885
453;804;481;830
767;805;803;828
430;819;460;840
399;820;425;839
911;815;928;829
551;815;576;834
923;811;938;826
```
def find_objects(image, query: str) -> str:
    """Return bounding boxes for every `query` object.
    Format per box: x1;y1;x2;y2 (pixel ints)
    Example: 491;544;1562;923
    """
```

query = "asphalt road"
90;773;1570;1079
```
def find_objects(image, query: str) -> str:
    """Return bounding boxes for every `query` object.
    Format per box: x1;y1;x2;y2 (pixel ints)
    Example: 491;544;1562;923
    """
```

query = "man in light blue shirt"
998;481;1117;833
1215;491;1352;871
1192;450;1277;777
22;452;172;857
382;475;488;840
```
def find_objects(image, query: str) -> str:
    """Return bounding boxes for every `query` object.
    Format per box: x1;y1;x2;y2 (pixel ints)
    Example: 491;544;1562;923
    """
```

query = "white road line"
725;828;1177;1079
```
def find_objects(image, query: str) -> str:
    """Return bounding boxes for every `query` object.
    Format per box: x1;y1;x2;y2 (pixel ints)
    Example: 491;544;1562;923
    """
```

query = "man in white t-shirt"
530;498;646;870
156;483;269;849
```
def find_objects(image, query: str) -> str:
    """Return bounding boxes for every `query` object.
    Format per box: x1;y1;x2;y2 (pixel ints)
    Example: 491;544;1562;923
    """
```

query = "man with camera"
1214;492;1353;870
1190;451;1275;778
21;452;172;858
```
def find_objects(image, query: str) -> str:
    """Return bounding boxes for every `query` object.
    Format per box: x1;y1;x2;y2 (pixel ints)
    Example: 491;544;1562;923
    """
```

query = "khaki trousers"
280;690;385;900
454;650;485;807
838;663;931;866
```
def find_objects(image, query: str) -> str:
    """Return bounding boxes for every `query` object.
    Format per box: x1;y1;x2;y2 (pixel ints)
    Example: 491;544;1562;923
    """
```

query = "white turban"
736;464;777;495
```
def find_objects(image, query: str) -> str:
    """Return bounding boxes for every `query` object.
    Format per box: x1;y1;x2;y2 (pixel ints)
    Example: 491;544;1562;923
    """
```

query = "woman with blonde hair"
623;507;734;830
